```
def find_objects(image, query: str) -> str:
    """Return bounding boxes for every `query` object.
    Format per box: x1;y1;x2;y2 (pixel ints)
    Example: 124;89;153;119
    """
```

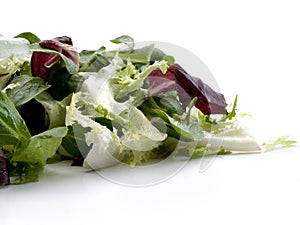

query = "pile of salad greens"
0;32;296;186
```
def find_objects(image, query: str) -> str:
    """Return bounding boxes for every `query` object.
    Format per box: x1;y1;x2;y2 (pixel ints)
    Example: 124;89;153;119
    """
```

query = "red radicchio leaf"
31;36;79;81
147;67;177;96
148;64;227;115
0;147;10;186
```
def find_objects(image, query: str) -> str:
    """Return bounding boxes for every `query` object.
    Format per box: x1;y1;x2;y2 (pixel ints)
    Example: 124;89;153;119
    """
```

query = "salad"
0;32;296;186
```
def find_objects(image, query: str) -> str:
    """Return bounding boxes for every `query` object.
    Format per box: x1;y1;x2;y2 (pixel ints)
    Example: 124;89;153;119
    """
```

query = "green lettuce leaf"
0;92;31;145
109;44;155;64
12;127;67;164
14;32;41;44
4;75;50;106
110;35;134;51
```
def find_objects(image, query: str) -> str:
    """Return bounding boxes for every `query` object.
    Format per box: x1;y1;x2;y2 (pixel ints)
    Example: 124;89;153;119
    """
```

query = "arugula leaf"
4;75;50;106
0;92;31;146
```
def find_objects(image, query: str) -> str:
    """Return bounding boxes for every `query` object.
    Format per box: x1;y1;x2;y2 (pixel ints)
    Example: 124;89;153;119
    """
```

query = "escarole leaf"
12;127;68;164
0;92;31;145
4;75;50;106
30;43;79;74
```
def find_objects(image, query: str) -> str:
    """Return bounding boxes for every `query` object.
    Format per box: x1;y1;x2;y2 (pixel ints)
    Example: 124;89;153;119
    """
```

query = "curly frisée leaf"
120;107;167;151
66;92;122;169
110;59;168;99
83;122;122;169
263;136;297;151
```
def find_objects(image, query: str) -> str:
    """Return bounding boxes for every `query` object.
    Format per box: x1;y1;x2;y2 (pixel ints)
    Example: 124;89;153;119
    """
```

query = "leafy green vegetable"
0;33;297;186
79;47;110;72
0;92;31;146
0;37;32;90
4;75;50;106
61;124;90;158
110;59;168;99
14;32;41;44
34;92;70;129
110;35;134;50
226;94;238;120
0;36;31;59
105;44;155;64
12;127;67;164
263;136;297;151
120;107;167;151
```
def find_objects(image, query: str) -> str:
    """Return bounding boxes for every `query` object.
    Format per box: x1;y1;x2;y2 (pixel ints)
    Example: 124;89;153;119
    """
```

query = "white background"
1;0;300;224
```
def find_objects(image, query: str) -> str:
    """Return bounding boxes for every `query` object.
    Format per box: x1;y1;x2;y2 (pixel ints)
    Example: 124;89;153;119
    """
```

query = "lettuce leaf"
4;75;50;106
12;127;67;164
0;92;31;146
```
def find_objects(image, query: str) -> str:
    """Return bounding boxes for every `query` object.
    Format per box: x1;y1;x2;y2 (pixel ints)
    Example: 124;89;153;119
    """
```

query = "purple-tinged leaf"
0;147;10;186
31;36;79;81
148;64;227;115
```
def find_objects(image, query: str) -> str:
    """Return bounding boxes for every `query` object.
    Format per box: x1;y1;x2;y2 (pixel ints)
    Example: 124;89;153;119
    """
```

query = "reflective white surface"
1;147;300;225
1;0;300;224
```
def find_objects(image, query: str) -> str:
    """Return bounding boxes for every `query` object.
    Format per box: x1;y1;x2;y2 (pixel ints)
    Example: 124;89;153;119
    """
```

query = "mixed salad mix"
0;32;296;186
